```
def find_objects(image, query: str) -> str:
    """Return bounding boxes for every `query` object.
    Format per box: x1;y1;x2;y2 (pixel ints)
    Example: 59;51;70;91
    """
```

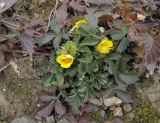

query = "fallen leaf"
86;0;117;5
81;104;94;113
115;90;133;103
129;24;160;68
69;1;85;12
55;0;70;27
40;95;56;102
79;113;91;123
54;99;66;115
0;45;7;67
37;102;54;117
19;33;34;56
111;118;125;123
57;118;70;123
0;0;18;13
11;116;37;123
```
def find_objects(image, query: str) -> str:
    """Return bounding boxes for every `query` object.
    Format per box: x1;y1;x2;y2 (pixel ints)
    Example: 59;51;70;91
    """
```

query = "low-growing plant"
44;14;138;107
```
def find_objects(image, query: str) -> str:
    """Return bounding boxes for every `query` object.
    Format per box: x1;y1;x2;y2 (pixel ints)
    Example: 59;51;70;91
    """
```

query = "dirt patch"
0;56;52;122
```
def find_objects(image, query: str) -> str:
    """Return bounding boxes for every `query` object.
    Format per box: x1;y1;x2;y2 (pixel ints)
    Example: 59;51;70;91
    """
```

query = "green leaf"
50;20;61;34
69;92;82;107
38;34;55;46
78;62;88;74
110;30;124;40
79;23;91;32
53;36;62;49
122;24;128;35
108;60;116;74
84;13;98;29
108;52;122;60
117;37;129;52
79;37;98;46
119;72;138;84
116;58;127;72
43;73;53;87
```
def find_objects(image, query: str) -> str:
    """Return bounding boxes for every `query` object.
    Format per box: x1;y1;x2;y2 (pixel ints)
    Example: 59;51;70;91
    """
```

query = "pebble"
2;88;6;92
37;103;41;107
122;103;132;113
113;107;123;117
0;2;5;8
103;96;122;107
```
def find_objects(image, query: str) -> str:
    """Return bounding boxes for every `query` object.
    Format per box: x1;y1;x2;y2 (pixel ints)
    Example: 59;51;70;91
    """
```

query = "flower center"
62;58;72;64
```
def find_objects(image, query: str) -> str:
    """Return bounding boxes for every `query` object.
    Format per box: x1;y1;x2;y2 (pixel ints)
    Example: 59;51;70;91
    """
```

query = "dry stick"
45;0;59;33
0;57;30;73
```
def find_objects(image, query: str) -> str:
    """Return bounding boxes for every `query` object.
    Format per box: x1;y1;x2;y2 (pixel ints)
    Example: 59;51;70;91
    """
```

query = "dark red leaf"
78;113;91;123
37;102;54;118
86;0;117;5
69;1;85;12
19;33;34;56
54;99;66;115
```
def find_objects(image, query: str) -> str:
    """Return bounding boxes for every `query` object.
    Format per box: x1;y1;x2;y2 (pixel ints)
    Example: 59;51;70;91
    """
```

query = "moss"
89;111;104;123
124;98;159;123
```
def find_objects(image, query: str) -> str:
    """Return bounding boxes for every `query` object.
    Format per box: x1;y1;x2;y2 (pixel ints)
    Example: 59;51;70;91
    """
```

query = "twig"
0;57;30;73
45;0;59;33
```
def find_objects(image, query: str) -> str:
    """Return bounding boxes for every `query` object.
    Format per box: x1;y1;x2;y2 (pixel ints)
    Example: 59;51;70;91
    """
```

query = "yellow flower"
73;19;88;29
96;37;113;54
56;54;74;68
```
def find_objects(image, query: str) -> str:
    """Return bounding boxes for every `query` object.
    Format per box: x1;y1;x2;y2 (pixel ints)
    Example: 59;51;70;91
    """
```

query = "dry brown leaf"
129;24;160;66
69;1;85;12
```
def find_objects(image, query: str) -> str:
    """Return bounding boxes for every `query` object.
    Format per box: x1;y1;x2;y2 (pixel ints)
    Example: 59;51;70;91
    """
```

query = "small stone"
90;98;103;106
0;2;5;8
103;96;122;107
109;105;115;111
122;103;132;113
113;107;123;117
99;27;105;33
11;116;37;123
37;103;41;107
127;112;135;120
2;88;6;92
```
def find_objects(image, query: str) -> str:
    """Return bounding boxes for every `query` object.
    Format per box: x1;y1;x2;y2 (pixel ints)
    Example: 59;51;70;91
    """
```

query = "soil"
0;56;52;122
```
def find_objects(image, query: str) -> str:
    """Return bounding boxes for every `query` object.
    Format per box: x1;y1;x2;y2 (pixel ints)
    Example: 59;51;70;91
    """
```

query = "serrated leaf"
43;74;53;87
122;24;128;35
69;93;82;107
110;30;124;40
79;37;98;46
53;36;62;49
84;13;98;29
119;72;138;84
108;52;122;60
117;37;129;52
38;34;55;46
108;60;116;74
50;20;61;34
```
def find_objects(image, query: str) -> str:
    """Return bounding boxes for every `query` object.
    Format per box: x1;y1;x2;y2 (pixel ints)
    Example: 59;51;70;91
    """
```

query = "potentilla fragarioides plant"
44;14;138;107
